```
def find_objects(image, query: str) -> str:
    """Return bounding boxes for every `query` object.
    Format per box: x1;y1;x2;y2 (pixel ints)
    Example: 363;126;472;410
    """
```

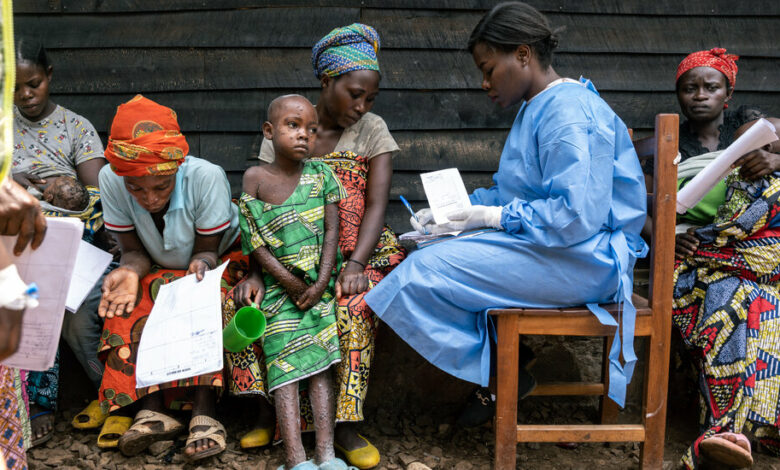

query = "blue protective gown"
365;79;648;405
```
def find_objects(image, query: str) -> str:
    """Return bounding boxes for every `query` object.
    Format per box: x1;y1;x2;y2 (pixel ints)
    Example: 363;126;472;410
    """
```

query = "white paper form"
1;217;83;371
420;168;472;224
677;118;778;213
135;261;229;388
66;241;113;313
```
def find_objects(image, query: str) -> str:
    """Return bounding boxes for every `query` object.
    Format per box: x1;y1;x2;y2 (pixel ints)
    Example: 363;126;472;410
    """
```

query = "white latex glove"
439;205;503;232
410;208;435;234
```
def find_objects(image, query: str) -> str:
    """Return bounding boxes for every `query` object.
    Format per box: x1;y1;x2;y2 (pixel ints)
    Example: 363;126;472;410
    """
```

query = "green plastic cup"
223;303;266;353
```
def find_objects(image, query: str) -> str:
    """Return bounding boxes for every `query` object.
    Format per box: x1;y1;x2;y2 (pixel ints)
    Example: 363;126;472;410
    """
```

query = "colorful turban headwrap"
311;23;380;79
676;48;739;89
104;95;189;177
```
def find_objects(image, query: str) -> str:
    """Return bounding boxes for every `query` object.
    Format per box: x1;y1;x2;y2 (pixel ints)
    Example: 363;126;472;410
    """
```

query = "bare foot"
29;404;54;446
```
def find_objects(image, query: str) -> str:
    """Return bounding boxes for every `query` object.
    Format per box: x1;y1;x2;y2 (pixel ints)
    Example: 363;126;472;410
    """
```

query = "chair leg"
599;335;619;424
495;315;520;470
640;331;671;470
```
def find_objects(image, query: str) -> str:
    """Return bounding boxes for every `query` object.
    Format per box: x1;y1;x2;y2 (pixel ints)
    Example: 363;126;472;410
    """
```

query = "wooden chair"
490;113;679;470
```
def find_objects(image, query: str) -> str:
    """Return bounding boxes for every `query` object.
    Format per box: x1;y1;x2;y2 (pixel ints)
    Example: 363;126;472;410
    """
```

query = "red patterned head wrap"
676;48;739;88
104;95;189;177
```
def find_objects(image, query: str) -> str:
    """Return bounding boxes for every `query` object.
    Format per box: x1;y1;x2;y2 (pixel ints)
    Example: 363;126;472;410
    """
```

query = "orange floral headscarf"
676;48;739;89
104;95;189;177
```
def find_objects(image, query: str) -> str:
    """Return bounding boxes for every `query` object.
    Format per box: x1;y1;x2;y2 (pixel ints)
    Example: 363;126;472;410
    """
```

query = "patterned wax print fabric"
259;112;399;164
365;79;648;397
311;23;380;79
24;350;58;413
233;160;345;392
227;151;406;425
0;366;27;470
676;48;739;88
672;171;780;469
100;156;240;269
12;105;104;180
97;245;248;414
103;94;187;177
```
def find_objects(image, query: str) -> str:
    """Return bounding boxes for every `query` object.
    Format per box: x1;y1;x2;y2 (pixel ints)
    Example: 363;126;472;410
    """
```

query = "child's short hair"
266;94;312;125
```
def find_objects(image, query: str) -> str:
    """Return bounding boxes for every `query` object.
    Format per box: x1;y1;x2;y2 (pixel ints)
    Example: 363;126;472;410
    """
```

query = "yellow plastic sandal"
72;400;109;430
334;434;380;469
239;426;274;449
97;416;133;449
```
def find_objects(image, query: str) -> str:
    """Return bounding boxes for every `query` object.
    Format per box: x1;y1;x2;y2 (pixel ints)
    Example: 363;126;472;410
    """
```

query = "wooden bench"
489;113;679;470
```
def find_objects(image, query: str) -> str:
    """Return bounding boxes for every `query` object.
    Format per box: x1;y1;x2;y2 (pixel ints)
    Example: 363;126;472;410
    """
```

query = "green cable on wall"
0;0;14;183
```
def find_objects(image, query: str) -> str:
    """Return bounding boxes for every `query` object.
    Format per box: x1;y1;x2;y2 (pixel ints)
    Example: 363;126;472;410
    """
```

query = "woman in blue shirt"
365;1;647;425
96;95;244;462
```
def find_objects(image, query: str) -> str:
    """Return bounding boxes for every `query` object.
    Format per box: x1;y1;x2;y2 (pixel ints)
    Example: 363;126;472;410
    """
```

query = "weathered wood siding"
15;1;780;230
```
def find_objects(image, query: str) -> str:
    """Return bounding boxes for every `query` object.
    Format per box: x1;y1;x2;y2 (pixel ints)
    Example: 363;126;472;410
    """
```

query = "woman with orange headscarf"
670;49;780;468
95;95;246;462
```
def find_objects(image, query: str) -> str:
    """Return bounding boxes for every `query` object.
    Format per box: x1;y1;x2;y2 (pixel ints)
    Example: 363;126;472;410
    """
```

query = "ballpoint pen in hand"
399;195;428;234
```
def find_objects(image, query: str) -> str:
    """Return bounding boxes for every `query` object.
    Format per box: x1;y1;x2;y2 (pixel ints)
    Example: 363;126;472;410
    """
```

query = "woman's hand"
186;257;213;282
98;267;139;319
12;172;46;191
410;208;434;234
733;147;780;180
336;261;369;299
675;229;700;259
235;273;265;307
294;282;326;311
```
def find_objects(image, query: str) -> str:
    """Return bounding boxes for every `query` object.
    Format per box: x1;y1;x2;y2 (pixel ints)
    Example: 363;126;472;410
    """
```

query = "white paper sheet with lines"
1;217;82;371
135;261;229;388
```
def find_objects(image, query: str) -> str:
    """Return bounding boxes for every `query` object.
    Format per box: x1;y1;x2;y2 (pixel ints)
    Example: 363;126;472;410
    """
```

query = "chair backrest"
633;114;678;313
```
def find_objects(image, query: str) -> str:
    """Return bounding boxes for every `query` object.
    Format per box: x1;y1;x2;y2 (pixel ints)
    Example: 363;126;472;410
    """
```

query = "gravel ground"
26;385;780;470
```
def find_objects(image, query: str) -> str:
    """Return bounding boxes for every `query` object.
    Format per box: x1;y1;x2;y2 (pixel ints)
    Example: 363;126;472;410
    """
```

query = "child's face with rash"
265;98;319;162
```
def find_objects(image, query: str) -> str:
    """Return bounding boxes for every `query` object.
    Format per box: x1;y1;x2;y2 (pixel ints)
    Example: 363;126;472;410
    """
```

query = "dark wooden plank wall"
14;1;780;230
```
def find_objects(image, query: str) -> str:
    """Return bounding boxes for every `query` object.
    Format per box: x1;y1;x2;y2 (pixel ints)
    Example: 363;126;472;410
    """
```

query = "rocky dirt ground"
26;346;780;470
25;393;780;470
24;269;780;470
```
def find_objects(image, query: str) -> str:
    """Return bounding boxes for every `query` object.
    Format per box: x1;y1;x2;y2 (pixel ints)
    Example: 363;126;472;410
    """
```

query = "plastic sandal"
72;399;109;430
334;434;380;469
97;415;133;449
118;410;184;456
700;432;753;468
318;457;359;470
29;410;54;447
240;426;274;449
184;415;227;462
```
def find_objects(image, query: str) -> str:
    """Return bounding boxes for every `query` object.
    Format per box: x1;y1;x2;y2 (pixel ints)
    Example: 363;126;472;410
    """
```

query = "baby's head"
43;176;89;211
262;94;318;162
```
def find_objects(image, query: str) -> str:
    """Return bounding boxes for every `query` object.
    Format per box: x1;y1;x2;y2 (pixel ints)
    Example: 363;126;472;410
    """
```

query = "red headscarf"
104;95;189;177
676;48;739;89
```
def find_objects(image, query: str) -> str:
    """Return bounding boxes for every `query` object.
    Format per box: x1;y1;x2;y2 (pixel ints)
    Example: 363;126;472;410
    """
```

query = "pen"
399;195;428;234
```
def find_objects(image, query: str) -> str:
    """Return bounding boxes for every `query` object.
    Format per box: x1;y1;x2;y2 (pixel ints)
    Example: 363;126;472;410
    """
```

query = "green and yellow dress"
238;160;347;391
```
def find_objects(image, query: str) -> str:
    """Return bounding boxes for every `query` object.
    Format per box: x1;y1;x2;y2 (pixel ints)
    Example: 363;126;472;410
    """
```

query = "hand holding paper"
438;205;503;232
677;118;779;214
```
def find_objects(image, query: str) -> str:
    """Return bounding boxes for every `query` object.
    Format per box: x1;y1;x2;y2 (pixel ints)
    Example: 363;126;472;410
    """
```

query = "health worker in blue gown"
364;1;649;423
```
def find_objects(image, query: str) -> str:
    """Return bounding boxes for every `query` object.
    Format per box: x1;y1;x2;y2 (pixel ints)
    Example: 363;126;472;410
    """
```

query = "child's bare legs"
275;383;307;468
310;369;336;464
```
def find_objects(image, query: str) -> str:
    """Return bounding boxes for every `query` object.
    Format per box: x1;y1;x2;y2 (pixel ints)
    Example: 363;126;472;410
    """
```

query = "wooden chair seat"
491;294;652;337
490;114;678;470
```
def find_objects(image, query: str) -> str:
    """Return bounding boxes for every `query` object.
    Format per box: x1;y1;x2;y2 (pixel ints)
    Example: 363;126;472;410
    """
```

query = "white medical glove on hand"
410;208;435;234
442;205;503;231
